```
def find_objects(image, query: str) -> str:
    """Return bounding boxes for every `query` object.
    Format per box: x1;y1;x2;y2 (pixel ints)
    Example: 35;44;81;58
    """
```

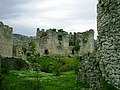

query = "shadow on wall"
1;57;31;72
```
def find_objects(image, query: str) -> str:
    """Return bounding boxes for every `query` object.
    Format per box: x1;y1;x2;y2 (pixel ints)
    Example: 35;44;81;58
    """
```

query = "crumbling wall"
13;35;35;60
12;28;95;58
97;0;120;88
36;28;95;57
36;29;70;57
75;29;95;56
0;21;13;57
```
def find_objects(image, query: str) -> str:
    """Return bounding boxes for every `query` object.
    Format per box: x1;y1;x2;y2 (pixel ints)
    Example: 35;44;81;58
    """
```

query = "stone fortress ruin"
35;28;94;57
0;21;95;59
13;28;95;59
0;0;120;89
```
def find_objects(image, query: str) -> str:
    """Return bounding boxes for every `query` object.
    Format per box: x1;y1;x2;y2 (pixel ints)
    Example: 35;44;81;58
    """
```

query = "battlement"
36;28;68;38
36;28;93;37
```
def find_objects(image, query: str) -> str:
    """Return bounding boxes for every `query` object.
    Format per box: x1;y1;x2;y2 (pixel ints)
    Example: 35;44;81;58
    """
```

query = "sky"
0;0;98;38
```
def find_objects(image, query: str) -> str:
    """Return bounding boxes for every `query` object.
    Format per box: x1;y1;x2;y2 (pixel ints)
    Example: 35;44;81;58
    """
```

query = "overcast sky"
0;0;98;38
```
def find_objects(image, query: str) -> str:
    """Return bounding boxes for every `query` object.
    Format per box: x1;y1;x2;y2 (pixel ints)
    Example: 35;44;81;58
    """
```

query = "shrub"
53;68;61;76
34;57;60;73
59;64;74;72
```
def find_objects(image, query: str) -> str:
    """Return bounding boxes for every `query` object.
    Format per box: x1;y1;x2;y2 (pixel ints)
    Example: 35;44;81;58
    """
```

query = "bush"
31;63;41;71
33;56;60;73
53;68;61;76
59;64;74;72
28;56;80;74
16;58;31;70
1;57;31;71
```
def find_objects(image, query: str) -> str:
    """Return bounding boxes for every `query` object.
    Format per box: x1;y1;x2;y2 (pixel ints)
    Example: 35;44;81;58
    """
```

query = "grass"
2;70;86;90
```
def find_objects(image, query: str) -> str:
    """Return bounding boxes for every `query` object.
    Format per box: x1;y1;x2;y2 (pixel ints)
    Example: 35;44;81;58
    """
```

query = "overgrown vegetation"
28;56;80;74
27;40;80;74
1;56;119;90
1;42;118;90
1;53;82;90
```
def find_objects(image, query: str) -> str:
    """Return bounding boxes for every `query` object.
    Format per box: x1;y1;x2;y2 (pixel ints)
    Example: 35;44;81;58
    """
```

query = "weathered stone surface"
0;21;13;57
13;35;35;60
13;29;95;58
77;53;101;90
97;0;120;89
36;28;95;57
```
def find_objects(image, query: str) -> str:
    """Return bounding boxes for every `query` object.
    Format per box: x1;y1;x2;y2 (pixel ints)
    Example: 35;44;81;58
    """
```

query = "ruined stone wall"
0;21;13;57
36;29;70;57
97;0;120;88
12;28;95;58
13;36;35;60
36;29;95;57
75;29;95;56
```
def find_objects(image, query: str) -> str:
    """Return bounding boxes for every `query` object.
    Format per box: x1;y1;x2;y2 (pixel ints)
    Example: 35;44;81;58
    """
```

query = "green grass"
2;70;86;90
1;57;85;90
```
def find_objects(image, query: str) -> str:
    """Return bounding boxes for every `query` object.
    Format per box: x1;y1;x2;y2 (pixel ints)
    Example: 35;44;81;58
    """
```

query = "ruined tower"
74;29;95;56
36;28;70;57
0;21;13;57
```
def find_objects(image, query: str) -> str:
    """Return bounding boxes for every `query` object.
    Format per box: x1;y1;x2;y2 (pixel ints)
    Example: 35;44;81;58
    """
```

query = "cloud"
0;0;98;39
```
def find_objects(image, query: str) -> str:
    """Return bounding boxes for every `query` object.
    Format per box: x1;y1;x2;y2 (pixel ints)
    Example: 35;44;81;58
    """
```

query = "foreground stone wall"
77;53;101;89
0;21;13;57
97;0;120;88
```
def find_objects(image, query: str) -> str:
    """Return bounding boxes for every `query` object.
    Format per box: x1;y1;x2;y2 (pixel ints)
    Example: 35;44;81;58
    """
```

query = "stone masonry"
13;28;95;59
36;28;95;57
36;29;70;57
0;21;13;57
13;35;36;60
77;53;101;89
97;0;120;89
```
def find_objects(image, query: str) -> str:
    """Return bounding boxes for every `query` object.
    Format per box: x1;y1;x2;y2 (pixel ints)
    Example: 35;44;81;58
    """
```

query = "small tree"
73;44;80;56
28;41;41;89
